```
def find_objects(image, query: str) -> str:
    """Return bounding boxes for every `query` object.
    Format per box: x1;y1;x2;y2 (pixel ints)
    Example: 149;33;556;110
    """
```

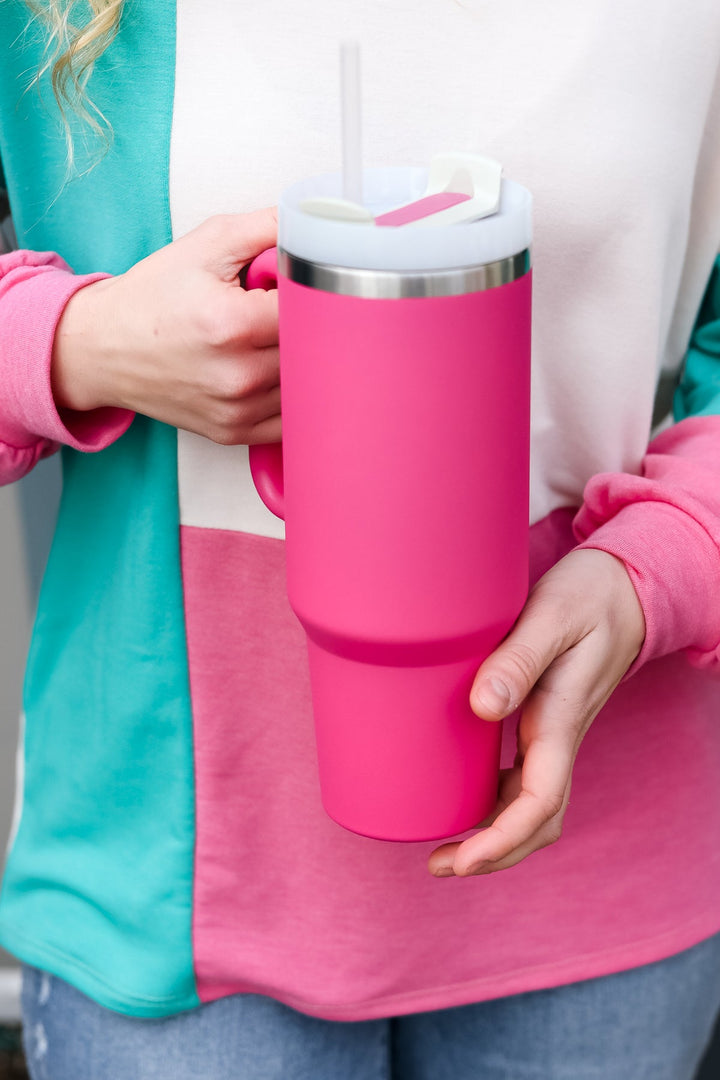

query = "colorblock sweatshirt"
0;0;719;1019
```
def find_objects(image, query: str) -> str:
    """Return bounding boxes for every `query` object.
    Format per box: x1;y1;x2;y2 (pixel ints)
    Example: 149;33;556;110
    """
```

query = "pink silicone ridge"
375;191;472;227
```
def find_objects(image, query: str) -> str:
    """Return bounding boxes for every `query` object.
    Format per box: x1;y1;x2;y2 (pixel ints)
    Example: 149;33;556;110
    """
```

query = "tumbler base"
306;638;502;844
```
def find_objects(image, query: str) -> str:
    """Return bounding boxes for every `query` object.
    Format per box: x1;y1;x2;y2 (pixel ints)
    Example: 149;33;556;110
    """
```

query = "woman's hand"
51;209;281;445
428;548;646;878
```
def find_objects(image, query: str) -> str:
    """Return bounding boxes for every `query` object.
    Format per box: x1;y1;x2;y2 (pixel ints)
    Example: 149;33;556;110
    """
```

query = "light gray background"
0;482;30;969
0;457;60;972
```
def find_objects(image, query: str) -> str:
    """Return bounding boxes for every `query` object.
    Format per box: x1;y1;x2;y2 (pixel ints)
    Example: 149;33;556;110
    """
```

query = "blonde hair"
28;0;124;167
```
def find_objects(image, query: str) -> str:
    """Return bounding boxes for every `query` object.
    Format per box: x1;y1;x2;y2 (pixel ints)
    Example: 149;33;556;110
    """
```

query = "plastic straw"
341;41;363;205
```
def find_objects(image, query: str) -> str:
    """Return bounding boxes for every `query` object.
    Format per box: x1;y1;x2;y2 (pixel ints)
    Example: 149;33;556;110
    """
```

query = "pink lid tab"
375;191;472;227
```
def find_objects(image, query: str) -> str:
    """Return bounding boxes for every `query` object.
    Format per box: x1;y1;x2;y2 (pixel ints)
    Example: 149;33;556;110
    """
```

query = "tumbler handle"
245;248;285;521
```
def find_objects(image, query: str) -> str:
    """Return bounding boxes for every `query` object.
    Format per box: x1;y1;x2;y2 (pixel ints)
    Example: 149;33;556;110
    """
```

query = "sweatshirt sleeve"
0;249;135;487
572;256;720;674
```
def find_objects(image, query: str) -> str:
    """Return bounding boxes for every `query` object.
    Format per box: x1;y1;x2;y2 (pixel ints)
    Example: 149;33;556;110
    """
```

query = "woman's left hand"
428;548;646;878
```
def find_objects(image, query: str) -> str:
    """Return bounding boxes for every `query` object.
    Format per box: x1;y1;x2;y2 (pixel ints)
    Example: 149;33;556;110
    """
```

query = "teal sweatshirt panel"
0;1;200;1015
674;257;720;421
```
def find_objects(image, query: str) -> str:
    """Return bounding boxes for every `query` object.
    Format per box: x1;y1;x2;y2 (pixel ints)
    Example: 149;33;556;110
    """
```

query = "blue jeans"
21;933;720;1080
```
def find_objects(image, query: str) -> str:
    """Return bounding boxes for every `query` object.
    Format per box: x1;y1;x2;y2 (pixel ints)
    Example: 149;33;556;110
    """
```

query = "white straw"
341;41;363;205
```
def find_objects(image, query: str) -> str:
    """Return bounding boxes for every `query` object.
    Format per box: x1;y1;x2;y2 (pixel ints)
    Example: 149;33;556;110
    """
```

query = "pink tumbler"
247;167;532;843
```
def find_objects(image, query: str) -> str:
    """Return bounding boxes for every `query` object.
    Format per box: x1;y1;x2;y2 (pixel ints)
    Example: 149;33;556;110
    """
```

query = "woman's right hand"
51;208;281;445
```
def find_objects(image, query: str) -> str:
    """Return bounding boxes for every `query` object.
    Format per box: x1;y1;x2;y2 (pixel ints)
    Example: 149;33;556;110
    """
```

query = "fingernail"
432;865;455;878
464;861;489;876
474;676;512;716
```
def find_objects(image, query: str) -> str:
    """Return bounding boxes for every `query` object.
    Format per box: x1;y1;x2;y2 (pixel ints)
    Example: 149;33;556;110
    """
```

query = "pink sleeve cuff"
573;417;720;674
0;250;134;452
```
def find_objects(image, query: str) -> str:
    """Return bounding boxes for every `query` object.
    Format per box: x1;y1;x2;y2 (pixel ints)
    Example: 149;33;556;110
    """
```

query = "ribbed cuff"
1;262;134;450
574;500;720;674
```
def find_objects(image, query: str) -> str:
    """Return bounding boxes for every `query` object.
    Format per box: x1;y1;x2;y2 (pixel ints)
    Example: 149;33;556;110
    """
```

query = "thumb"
193;208;279;280
470;599;579;722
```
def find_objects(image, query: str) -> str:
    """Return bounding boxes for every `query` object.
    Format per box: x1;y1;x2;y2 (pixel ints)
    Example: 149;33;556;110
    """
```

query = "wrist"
51;277;118;413
570;545;646;665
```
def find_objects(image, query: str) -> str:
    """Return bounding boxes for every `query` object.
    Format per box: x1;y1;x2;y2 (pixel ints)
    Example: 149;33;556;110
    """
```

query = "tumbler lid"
279;167;531;272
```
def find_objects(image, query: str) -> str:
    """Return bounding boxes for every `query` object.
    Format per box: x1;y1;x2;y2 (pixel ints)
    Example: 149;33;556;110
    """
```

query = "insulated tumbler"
247;166;532;843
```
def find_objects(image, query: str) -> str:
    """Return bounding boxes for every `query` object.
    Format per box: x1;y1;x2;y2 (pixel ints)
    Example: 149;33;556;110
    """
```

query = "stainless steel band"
278;247;531;298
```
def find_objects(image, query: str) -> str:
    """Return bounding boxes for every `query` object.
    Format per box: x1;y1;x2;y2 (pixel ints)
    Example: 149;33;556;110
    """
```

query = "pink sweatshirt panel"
0;250;134;484
574;416;720;673
182;511;720;1020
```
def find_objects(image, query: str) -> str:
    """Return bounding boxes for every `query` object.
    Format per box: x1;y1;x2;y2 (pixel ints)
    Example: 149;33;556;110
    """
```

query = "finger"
200;290;279;356
169;386;281;446
464;630;630;872
209;345;279;402
213;385;282;445
428;771;572;878
432;779;573;878
197;208;279;279
247;413;282;445
253;384;282;423
430;686;579;876
427;765;519;875
235;289;279;349
433;757;569;875
429;762;571;879
470;593;586;722
226;383;281;426
475;764;522;827
247;345;280;392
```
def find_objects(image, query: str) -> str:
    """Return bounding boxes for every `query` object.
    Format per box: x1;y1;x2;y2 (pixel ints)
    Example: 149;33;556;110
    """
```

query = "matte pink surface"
278;274;532;645
249;271;531;839
182;507;720;1020
306;638;502;841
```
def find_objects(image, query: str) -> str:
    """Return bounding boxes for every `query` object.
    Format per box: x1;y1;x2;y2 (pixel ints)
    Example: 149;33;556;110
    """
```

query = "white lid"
279;167;532;272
